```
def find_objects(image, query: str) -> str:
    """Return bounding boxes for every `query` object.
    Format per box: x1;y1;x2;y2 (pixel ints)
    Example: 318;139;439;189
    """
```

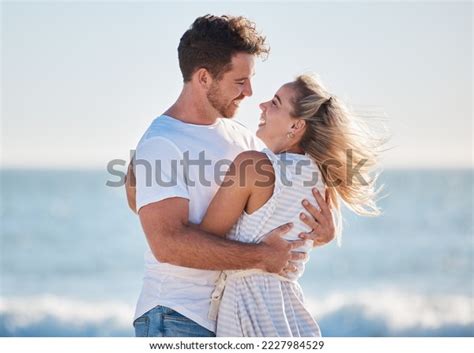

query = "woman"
197;74;383;336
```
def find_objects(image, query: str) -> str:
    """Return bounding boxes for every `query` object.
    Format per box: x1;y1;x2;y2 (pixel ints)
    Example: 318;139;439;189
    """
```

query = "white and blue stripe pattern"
215;148;325;337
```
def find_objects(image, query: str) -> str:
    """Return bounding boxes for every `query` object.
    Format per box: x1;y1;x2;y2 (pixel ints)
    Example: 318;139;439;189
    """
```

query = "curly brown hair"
178;14;269;82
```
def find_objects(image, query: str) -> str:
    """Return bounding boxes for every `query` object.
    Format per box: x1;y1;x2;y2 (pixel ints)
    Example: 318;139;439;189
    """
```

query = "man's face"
206;53;255;118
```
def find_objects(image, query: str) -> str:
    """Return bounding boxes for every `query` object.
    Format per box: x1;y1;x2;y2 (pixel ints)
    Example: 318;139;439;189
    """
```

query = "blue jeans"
133;305;216;337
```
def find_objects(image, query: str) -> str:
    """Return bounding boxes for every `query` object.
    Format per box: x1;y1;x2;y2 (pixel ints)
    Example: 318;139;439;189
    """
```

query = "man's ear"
195;68;212;89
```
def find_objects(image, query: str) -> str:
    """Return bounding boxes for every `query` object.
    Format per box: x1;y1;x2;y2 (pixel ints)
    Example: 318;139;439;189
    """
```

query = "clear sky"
2;1;472;169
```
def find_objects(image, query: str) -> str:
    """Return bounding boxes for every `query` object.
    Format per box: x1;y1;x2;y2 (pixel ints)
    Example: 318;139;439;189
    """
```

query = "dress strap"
251;149;293;243
261;148;294;188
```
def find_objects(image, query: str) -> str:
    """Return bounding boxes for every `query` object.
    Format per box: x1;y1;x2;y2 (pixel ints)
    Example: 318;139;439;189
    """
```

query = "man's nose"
243;81;253;97
259;102;266;111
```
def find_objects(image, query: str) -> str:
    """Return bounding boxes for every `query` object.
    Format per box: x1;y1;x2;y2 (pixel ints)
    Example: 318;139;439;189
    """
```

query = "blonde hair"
290;74;385;244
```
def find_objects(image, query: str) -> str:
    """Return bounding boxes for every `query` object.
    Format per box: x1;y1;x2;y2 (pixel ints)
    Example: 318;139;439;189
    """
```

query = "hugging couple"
125;14;381;337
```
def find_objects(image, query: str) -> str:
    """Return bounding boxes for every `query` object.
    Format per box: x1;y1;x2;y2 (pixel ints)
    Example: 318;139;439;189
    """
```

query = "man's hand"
298;188;336;246
257;223;308;274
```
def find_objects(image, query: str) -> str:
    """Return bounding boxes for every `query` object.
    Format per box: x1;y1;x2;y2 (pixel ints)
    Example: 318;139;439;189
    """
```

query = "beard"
207;82;241;118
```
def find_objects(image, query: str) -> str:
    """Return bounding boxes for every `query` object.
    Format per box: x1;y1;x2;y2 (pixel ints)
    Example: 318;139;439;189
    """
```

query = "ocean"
0;168;472;336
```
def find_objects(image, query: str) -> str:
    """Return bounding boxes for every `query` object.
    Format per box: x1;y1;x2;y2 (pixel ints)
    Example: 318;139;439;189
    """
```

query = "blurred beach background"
1;168;473;336
1;1;472;337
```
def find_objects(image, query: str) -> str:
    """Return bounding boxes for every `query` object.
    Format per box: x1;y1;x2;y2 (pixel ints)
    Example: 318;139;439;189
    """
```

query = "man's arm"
139;197;306;273
125;161;137;214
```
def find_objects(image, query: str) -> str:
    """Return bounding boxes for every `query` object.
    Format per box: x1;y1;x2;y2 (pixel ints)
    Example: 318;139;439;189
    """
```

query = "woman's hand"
298;188;335;247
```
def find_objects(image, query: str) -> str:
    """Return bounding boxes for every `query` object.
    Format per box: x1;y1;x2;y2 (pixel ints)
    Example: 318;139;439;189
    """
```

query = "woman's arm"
199;151;274;238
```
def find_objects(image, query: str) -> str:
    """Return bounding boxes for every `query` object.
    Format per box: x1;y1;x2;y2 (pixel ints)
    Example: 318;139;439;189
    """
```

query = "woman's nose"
259;102;266;111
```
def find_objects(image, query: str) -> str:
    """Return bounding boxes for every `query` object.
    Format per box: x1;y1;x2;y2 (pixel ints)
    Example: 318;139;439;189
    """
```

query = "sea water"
0;169;472;336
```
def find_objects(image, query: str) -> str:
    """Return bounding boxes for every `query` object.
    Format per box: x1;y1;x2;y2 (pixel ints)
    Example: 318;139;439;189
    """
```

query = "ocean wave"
1;289;473;336
0;295;135;336
306;288;474;336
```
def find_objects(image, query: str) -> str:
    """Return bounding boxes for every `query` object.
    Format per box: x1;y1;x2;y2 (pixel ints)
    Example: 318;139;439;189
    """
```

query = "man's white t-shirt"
134;114;263;332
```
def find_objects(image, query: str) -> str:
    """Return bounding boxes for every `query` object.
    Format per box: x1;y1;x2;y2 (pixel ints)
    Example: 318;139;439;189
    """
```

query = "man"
126;15;335;337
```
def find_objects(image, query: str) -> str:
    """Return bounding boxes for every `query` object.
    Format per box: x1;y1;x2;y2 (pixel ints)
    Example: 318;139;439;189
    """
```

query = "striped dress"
211;148;325;337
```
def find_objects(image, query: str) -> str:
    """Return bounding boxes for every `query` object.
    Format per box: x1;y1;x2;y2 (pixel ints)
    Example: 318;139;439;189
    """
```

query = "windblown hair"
290;74;386;243
178;14;269;82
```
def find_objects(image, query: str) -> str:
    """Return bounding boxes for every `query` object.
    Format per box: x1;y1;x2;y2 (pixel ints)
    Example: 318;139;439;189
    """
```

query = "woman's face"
256;83;300;152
